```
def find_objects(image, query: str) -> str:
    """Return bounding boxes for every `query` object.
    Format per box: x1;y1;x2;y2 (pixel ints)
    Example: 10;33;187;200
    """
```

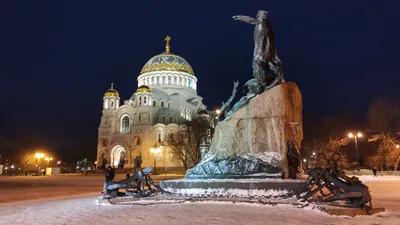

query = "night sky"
1;1;399;161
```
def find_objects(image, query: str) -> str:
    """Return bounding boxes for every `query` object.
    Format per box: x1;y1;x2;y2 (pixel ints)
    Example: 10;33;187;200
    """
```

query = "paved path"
0;174;183;203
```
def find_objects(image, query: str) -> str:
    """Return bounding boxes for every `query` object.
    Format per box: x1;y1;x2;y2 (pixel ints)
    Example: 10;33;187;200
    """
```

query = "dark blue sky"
1;1;399;160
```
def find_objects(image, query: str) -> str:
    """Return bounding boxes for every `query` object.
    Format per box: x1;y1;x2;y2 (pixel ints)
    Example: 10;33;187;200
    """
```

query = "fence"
344;170;400;176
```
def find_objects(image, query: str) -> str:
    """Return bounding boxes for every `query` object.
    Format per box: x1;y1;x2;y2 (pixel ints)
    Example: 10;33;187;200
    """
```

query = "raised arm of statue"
232;15;260;25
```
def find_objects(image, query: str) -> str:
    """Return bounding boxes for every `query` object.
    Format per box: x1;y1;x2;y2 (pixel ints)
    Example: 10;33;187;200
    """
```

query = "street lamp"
35;153;45;166
150;143;161;174
45;157;53;168
215;109;221;120
348;132;363;169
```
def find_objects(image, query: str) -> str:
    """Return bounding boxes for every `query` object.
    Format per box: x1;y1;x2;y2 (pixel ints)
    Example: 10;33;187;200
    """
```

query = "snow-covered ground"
0;176;399;225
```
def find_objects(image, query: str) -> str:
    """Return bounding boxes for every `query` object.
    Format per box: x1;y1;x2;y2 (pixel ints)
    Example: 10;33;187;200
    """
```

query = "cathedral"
96;36;208;172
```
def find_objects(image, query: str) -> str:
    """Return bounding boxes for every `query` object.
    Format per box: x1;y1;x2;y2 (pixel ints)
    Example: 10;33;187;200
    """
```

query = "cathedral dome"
140;36;194;76
104;83;119;97
136;85;151;93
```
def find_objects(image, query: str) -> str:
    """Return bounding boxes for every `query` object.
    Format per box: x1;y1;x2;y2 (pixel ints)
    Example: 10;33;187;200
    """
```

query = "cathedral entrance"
110;145;127;168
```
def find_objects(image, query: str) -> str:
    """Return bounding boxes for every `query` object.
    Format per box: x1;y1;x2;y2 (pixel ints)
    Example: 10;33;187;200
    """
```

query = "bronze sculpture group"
219;11;284;121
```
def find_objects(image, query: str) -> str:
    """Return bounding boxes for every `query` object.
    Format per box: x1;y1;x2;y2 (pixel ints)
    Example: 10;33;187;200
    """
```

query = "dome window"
153;101;156;107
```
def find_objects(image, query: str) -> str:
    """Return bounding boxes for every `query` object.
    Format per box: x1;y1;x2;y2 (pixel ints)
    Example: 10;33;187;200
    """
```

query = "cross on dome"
165;35;171;54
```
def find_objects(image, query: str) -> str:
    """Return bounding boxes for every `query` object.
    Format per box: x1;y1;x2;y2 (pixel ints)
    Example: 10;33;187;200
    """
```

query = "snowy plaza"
0;175;400;225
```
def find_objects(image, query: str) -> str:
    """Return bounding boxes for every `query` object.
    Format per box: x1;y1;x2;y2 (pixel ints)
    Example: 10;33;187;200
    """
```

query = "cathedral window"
170;133;174;142
121;116;130;133
144;97;147;104
139;113;141;122
168;76;171;85
158;132;162;142
169;116;172;122
162;116;166;122
153;101;156;107
161;101;164;108
156;116;159;122
168;102;171;108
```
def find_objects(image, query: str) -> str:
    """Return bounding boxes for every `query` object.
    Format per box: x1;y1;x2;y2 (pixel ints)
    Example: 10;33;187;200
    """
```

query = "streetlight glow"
396;145;400;149
216;109;221;114
303;159;307;162
347;131;363;169
11;165;14;169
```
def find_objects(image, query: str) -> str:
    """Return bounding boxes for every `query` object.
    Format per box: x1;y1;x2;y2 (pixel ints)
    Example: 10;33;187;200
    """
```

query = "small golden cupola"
103;82;120;110
136;85;151;93
104;82;119;97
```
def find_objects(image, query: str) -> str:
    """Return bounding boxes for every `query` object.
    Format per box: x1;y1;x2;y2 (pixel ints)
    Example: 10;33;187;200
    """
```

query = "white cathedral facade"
96;36;208;172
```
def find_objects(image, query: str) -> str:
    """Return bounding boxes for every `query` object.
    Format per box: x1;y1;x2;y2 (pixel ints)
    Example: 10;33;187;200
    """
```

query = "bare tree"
368;134;400;170
366;97;400;170
305;137;350;168
366;97;400;134
165;114;212;170
17;150;37;174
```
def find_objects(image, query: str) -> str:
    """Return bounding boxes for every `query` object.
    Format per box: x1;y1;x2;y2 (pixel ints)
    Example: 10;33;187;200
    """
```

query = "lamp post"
150;143;161;174
348;132;362;169
45;157;53;168
35;153;44;167
394;145;400;171
215;109;221;125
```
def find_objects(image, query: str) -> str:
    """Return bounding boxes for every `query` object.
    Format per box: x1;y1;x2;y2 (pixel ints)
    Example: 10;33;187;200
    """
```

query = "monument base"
159;178;306;195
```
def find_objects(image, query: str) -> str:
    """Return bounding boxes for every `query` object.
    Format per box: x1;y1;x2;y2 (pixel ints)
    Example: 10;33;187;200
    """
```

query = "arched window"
168;76;171;85
153;101;156;107
170;133;174;142
110;101;114;108
139;97;142;105
169;116;172;122
161;101;164;108
168;102;171;108
158;132;162;142
162;116;166;122
138;113;141;122
155;116;159;122
144;97;147;104
121;116;130;133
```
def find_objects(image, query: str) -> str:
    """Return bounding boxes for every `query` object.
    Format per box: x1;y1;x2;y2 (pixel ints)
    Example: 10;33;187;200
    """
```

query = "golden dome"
104;83;119;97
136;85;151;93
140;36;195;75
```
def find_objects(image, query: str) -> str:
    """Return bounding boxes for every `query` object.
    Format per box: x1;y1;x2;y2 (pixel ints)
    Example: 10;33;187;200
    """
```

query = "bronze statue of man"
233;10;283;93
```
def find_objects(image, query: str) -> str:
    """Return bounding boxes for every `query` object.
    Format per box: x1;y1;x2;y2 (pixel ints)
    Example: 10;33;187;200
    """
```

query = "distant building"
96;36;208;172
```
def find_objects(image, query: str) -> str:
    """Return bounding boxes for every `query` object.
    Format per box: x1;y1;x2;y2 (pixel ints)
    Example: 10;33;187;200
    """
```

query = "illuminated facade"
96;36;207;172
